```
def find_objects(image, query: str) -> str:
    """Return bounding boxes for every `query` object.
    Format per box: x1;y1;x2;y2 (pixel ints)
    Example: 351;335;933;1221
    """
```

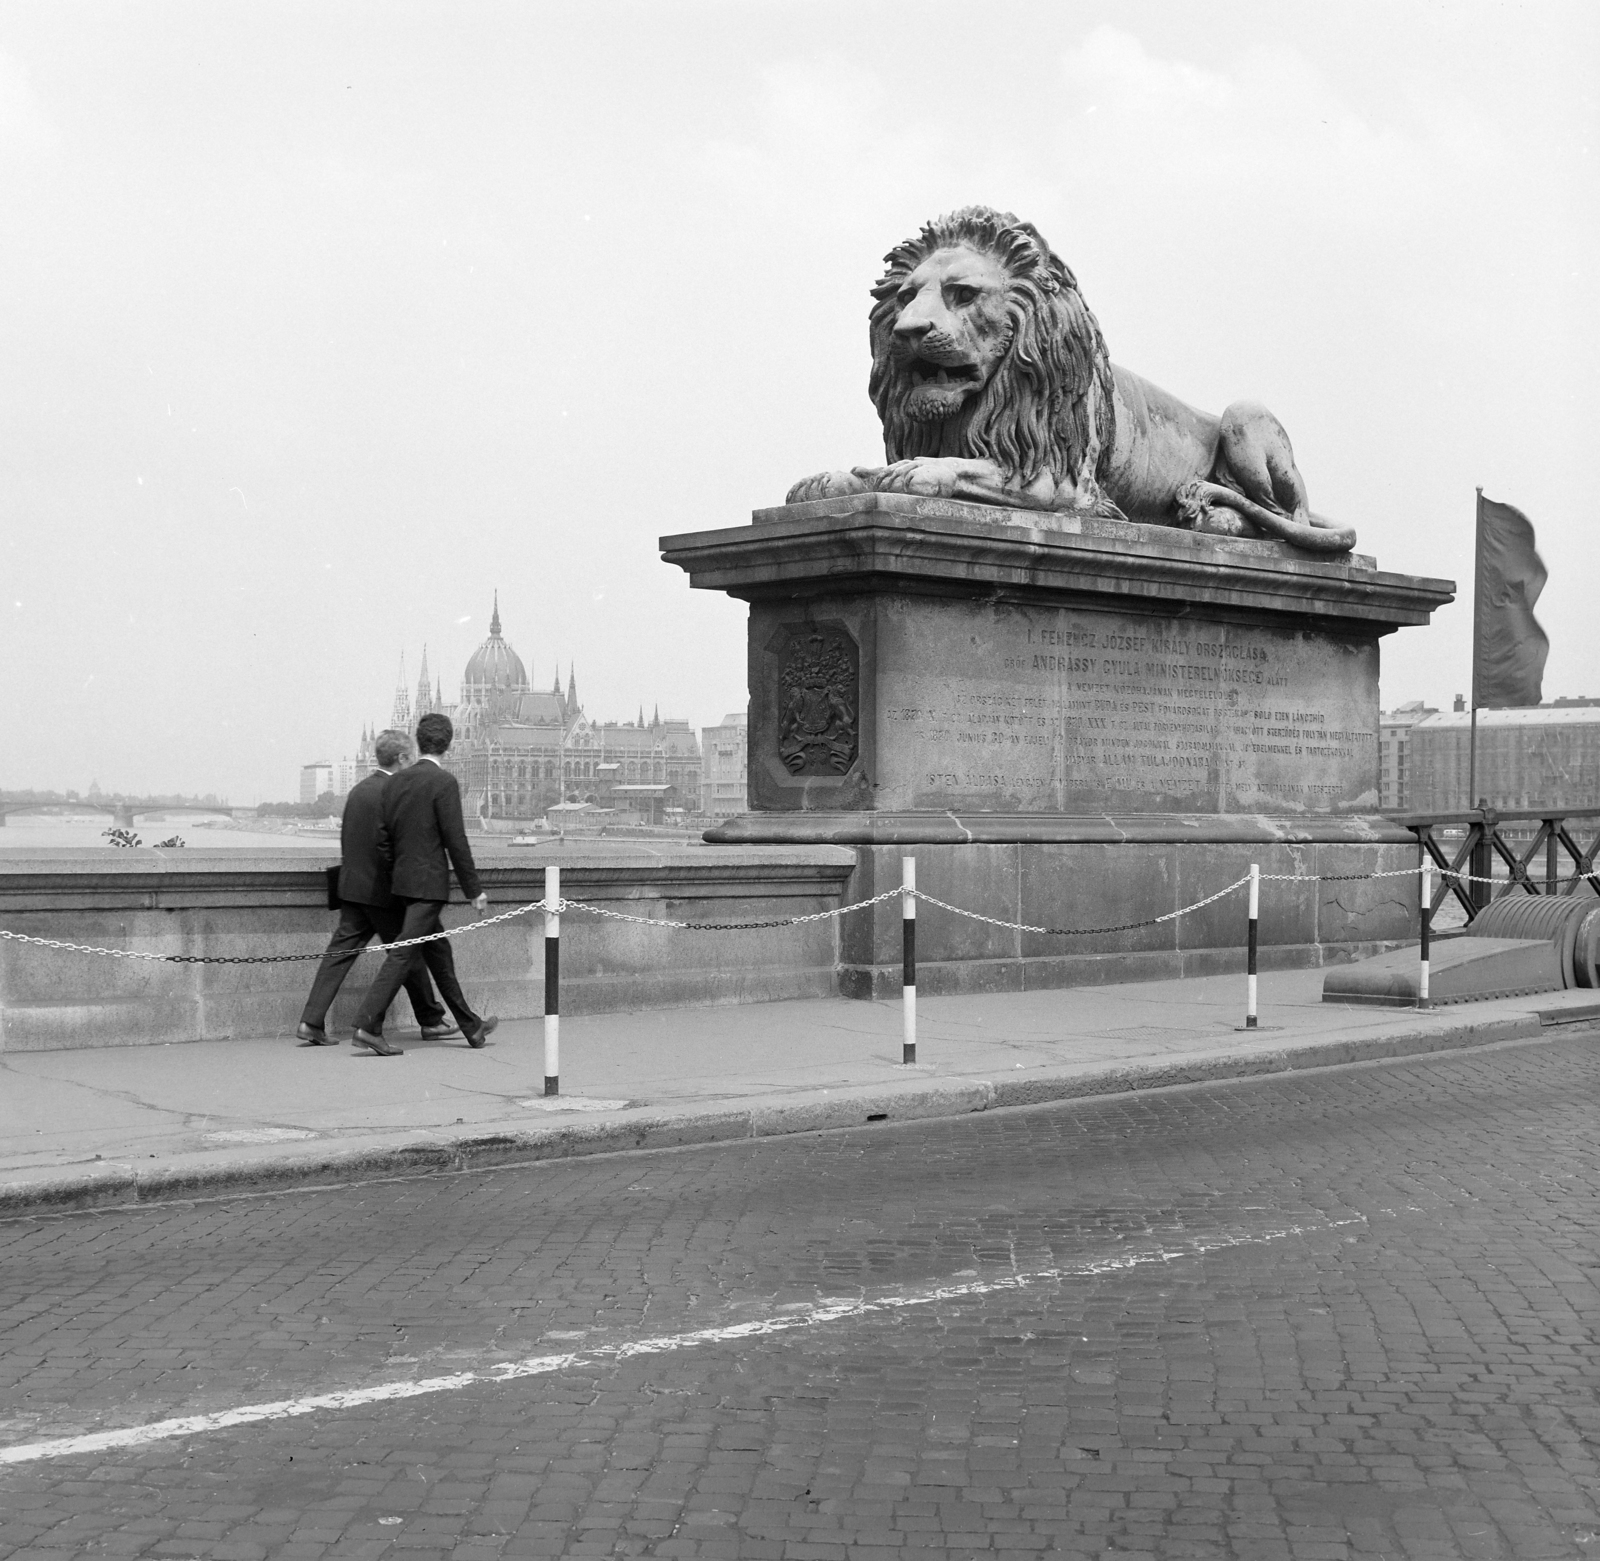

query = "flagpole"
1470;487;1482;811
1469;706;1478;809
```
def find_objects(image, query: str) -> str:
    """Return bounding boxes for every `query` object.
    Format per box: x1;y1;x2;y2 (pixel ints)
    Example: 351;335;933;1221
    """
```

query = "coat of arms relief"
777;626;859;776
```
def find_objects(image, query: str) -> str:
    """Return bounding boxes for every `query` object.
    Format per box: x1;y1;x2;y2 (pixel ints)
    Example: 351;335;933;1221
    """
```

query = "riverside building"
1377;700;1438;811
1405;700;1600;813
355;597;702;823
700;712;749;820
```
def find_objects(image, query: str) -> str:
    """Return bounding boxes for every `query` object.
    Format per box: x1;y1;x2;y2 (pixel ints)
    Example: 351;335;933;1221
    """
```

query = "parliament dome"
463;595;529;695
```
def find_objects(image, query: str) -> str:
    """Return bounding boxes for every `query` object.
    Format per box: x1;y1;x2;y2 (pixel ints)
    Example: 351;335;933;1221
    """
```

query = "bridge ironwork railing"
1390;805;1600;922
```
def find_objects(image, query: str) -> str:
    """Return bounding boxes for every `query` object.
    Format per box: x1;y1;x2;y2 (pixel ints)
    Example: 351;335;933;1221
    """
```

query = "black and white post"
543;864;560;1097
901;856;916;1065
1245;862;1260;1029
1418;857;1432;1009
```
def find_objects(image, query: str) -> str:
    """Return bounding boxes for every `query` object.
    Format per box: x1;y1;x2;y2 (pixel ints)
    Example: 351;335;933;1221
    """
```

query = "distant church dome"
463;594;529;696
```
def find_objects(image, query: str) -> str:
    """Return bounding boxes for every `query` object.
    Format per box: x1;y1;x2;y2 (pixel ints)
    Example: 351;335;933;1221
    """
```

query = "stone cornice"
706;811;1416;847
661;493;1455;633
0;847;856;912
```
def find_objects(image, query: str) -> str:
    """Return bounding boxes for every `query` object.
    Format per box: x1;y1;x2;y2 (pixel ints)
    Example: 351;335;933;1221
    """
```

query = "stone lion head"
869;206;1117;499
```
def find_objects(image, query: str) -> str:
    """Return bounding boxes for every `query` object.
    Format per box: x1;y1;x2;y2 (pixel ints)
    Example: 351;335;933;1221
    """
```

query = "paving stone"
1;1037;1598;1556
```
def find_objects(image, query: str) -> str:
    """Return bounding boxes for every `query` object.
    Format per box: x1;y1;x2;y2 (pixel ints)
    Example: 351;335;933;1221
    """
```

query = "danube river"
0;815;337;852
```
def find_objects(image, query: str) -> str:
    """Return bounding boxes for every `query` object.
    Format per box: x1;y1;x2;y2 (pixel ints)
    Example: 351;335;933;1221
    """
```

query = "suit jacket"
337;769;397;907
379;757;482;903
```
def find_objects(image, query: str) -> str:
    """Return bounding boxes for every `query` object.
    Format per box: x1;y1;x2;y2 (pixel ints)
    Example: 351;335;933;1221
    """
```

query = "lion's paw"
856;457;1010;500
786;471;868;504
861;460;952;498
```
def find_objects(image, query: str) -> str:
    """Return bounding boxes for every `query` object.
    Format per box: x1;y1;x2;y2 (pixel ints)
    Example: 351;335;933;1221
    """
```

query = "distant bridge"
0;804;239;830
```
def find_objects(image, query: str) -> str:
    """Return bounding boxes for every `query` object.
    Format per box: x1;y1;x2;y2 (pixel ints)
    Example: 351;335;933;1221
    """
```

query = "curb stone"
0;1009;1583;1218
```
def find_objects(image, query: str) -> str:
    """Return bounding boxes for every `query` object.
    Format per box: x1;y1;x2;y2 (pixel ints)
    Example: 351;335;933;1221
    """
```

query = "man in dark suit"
296;730;457;1047
351;712;499;1057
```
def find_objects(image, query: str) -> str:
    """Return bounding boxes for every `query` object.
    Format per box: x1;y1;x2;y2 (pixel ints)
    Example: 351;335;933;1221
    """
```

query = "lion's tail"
1176;480;1357;555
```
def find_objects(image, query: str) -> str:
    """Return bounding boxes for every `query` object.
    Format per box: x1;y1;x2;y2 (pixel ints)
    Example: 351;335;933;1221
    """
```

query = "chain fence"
0;860;1571;968
910;875;1251;939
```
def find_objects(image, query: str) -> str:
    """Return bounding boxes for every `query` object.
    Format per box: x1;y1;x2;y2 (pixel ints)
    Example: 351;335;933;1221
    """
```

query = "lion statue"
788;206;1356;554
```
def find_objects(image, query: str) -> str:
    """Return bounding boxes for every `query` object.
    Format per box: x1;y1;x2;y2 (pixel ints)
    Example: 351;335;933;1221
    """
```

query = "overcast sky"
1;0;1594;803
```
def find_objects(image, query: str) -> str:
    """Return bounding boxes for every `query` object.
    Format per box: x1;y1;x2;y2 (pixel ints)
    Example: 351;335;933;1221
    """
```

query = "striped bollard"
901;856;916;1064
1418;858;1432;1009
544;865;560;1096
1245;862;1260;1029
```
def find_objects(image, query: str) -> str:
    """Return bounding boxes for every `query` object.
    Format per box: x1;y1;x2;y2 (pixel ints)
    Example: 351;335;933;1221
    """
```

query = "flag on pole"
1472;492;1548;709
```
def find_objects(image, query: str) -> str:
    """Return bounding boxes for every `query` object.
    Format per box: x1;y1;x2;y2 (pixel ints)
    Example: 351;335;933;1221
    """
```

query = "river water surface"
0;815;336;852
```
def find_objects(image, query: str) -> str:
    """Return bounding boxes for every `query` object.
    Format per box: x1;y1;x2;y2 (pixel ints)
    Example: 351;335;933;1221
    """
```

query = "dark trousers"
353;898;483;1036
300;901;447;1035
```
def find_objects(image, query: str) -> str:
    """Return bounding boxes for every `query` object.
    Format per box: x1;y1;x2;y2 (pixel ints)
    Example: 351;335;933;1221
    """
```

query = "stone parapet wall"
0;846;856;1052
0;826;1422;1050
833;823;1419;1000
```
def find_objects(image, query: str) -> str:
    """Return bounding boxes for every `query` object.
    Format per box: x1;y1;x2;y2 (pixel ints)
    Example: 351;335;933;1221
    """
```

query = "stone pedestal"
662;493;1455;996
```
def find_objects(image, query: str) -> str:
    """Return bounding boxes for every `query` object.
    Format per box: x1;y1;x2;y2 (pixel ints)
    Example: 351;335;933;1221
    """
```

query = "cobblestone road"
0;1034;1596;1559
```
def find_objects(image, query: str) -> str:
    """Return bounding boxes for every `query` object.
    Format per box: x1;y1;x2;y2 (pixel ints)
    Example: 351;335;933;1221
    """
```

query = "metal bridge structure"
1394;805;1600;921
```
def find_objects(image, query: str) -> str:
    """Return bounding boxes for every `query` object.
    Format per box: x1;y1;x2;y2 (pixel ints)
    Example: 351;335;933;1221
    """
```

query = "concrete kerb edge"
0;1009;1572;1218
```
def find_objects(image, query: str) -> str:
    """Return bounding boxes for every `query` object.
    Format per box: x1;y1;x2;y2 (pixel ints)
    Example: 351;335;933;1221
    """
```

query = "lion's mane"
868;206;1117;501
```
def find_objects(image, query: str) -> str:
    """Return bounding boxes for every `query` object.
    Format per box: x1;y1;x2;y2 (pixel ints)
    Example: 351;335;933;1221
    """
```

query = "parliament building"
356;597;702;823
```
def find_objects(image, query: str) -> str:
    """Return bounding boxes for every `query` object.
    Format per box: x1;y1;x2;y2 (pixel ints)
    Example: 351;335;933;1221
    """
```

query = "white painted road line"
0;1219;1361;1467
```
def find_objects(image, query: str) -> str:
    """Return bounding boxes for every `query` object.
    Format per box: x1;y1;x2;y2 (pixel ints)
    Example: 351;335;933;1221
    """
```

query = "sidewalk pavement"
3;967;1597;1216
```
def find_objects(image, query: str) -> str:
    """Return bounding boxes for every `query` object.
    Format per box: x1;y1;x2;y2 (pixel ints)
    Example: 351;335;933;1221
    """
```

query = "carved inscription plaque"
875;599;1378;814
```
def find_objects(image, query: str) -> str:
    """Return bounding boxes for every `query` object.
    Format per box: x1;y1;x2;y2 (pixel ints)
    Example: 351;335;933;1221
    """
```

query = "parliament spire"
390;653;411;730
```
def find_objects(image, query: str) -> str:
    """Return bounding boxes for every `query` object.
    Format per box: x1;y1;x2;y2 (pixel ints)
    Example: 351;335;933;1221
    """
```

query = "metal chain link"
564;886;905;933
0;899;552;966
1443;867;1598;888
0;929;199;964
1259;867;1420;882
0;889;907;963
1261;865;1596;887
3;857;1594;965
909;876;1251;938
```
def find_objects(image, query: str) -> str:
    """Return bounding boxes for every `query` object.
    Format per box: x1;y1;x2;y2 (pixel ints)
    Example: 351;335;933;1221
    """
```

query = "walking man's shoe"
420;1022;461;1040
296;1022;337;1046
353;1028;404;1057
464;1016;499;1049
